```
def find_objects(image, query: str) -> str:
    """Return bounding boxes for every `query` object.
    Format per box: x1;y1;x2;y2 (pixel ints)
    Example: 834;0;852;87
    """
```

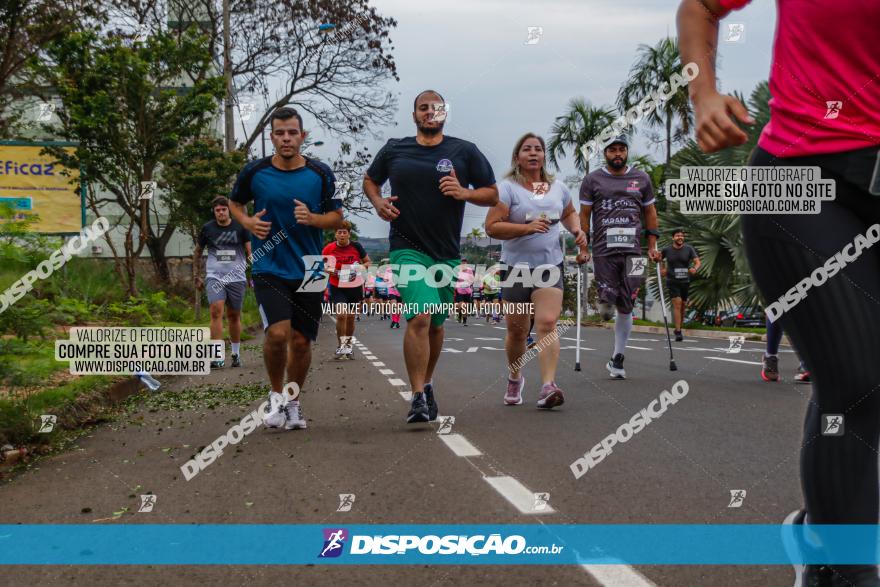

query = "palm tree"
547;98;616;174
649;82;772;318
617;37;694;175
467;226;484;245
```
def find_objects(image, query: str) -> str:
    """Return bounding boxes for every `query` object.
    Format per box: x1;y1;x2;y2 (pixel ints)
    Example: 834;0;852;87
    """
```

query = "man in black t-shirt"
660;228;700;341
363;89;498;424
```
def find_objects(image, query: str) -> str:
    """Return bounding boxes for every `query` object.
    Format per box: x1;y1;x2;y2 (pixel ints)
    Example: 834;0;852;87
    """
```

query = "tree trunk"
146;237;171;283
223;0;234;152
123;228;139;297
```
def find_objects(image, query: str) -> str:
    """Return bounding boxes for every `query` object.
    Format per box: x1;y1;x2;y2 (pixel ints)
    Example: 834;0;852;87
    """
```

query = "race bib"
606;227;637;248
674;267;689;279
339;263;361;283
216;249;236;263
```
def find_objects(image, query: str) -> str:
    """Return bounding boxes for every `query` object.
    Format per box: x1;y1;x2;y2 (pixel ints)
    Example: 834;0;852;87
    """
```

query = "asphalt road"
1;313;810;586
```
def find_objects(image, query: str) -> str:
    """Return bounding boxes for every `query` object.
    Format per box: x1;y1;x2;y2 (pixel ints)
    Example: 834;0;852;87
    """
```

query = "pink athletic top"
455;266;474;295
721;0;880;157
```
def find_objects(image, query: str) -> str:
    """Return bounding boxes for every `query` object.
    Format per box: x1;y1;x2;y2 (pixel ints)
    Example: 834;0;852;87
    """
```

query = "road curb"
593;322;789;344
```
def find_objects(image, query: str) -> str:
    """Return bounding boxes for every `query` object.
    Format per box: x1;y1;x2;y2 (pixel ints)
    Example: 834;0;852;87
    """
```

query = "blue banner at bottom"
1;524;878;565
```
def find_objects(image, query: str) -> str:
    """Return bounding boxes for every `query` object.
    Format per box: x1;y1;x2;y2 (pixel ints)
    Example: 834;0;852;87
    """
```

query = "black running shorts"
328;284;364;304
253;273;322;341
666;280;690;301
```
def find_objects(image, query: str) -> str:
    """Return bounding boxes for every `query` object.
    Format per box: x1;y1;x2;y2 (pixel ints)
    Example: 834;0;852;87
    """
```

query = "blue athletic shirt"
230;156;341;280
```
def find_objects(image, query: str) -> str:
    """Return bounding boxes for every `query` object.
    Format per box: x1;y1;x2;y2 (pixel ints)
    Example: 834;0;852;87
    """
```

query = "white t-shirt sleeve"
559;181;572;208
498;180;514;208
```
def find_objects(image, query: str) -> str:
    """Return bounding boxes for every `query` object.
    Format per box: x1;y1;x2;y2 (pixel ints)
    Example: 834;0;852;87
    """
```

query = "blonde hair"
504;133;555;186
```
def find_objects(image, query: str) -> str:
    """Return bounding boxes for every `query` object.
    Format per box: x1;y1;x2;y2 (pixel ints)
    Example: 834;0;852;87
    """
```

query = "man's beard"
275;148;298;160
606;155;627;170
417;120;444;136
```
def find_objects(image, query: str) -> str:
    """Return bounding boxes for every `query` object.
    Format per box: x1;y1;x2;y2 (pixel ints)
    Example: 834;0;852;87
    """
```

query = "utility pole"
223;0;234;152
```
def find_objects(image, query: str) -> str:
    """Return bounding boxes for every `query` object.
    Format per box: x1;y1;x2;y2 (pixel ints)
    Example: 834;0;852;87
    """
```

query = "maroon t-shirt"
579;166;655;257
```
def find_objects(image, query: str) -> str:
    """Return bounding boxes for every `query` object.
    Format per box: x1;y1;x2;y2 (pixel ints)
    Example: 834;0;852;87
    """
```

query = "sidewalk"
596;322;789;345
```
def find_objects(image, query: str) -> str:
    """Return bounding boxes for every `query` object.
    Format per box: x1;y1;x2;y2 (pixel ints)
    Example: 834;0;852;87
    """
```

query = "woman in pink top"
453;260;475;326
679;2;880;585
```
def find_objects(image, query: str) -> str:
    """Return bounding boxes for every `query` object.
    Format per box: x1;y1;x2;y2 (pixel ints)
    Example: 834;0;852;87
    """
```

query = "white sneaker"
334;346;345;359
284;400;307;430
343;344;353;358
262;391;286;428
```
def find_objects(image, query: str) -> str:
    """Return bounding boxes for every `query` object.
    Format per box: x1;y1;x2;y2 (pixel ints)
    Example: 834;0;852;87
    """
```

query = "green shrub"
0;298;54;340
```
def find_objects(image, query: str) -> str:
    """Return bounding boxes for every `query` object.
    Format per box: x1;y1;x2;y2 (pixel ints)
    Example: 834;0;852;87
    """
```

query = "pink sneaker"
536;382;565;409
504;376;524;405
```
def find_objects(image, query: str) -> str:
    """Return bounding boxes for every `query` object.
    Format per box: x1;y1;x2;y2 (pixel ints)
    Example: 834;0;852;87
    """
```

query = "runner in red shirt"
322;221;371;358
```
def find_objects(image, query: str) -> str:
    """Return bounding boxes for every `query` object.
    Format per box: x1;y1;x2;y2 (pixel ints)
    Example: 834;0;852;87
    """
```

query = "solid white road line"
475;337;502;341
439;433;482;457
705;356;763;366
580;564;656;587
625;345;652;351
483;476;554;514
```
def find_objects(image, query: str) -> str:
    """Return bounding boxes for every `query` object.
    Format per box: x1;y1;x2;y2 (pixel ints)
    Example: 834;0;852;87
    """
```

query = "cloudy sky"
290;0;778;238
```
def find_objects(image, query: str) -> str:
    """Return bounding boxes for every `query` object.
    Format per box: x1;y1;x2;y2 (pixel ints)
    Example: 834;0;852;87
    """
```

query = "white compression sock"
613;311;633;357
231;342;240;355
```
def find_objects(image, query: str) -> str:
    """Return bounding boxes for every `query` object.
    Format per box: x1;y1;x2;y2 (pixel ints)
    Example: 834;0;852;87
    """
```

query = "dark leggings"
743;146;880;525
765;316;784;356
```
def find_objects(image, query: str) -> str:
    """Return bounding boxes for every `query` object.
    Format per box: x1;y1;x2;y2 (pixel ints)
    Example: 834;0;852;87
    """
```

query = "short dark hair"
211;196;229;208
337;221;352;232
413;89;445;112
270;107;304;131
671;228;685;236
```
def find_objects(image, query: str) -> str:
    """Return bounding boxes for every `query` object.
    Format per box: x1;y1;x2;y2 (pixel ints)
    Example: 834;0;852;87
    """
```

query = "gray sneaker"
406;392;429;423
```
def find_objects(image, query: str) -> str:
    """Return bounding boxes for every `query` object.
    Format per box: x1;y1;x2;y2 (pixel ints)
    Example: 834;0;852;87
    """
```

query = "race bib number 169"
606;227;637;248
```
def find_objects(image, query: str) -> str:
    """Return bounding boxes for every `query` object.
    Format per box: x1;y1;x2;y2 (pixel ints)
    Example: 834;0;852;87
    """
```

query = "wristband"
645;228;660;238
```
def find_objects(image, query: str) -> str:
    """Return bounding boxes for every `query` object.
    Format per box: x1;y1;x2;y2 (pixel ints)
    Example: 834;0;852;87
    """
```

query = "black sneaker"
606;353;626;379
783;509;880;586
424;383;438;421
406;392;430;424
231;354;242;368
210;360;225;369
674;330;683;342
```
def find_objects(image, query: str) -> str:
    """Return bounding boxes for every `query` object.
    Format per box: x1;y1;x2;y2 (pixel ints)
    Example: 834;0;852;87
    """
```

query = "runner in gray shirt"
194;196;251;368
579;136;660;379
486;133;588;409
